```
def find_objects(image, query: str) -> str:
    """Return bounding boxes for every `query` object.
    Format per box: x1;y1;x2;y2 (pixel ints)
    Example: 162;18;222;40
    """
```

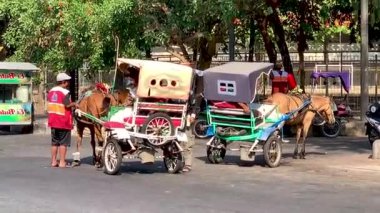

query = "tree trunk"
145;48;151;59
256;15;276;63
228;24;235;61
267;8;293;74
266;3;297;89
248;17;255;62
192;47;198;62
297;0;308;91
69;69;78;102
299;51;305;91
198;37;215;70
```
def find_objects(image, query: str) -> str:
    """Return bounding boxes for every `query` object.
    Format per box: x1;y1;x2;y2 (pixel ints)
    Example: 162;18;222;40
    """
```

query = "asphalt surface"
0;134;379;213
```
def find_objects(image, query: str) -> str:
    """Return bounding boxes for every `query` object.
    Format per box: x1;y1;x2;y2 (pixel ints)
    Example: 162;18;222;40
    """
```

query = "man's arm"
63;93;78;108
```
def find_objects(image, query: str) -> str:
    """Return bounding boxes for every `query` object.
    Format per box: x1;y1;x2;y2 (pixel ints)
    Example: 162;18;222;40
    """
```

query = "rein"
290;94;329;123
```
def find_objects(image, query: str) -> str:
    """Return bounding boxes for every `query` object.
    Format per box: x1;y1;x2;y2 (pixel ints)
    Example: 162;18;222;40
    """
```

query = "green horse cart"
203;62;310;167
0;62;39;133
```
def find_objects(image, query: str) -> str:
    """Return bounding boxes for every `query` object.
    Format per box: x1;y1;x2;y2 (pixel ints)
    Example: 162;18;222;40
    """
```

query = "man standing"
47;73;78;168
182;93;200;173
181;65;202;173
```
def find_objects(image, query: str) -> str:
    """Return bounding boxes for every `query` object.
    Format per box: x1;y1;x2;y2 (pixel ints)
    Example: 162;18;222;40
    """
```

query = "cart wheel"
103;139;122;175
321;119;341;138
192;118;209;139
163;143;184;174
263;135;282;168
141;113;175;145
206;138;226;164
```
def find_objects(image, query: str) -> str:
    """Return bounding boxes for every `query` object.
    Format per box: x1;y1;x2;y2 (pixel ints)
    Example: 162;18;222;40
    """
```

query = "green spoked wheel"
206;138;226;164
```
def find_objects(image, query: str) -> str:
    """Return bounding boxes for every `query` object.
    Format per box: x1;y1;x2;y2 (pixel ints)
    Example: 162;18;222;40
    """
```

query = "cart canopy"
203;62;273;103
0;62;39;84
0;62;39;71
117;58;200;100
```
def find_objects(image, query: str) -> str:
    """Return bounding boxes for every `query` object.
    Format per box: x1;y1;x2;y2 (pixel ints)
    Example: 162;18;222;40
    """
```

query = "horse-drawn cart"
203;62;311;167
75;59;200;175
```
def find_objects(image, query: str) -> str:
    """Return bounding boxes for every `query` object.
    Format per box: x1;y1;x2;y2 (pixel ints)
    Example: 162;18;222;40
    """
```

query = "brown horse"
74;88;132;167
264;93;335;159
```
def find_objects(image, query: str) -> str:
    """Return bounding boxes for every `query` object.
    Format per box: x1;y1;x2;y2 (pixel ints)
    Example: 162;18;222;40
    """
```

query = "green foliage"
0;0;144;73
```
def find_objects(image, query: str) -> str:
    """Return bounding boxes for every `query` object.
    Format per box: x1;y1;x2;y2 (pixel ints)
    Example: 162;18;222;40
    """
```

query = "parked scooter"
365;102;380;147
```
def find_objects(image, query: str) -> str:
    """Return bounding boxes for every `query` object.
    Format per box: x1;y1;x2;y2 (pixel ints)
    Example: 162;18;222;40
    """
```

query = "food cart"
0;62;39;133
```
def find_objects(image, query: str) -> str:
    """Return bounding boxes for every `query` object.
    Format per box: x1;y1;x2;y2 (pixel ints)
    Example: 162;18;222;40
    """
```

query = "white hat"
56;73;71;82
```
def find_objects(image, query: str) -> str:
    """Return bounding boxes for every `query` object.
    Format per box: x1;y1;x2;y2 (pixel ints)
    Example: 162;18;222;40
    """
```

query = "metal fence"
38;42;380;114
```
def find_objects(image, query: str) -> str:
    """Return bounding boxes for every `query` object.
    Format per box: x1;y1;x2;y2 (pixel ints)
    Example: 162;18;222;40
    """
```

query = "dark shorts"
51;128;71;147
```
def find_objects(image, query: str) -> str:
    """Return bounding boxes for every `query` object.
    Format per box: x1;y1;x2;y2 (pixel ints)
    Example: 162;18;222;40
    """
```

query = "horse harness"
287;93;324;120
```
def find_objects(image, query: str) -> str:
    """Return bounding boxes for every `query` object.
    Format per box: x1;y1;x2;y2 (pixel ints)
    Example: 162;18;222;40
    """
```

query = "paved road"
0;134;379;213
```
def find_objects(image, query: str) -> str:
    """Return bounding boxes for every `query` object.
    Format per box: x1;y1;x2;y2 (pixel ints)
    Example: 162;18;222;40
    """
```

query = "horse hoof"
292;155;299;159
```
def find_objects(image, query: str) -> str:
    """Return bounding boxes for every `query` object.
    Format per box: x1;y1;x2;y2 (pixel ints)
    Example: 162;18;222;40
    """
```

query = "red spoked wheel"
141;113;175;146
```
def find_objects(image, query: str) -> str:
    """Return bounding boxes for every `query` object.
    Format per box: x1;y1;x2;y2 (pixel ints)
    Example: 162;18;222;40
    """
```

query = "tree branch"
165;44;189;63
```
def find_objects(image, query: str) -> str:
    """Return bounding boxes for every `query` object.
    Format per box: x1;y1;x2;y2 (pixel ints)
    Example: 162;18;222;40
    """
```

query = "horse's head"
111;89;133;106
311;96;336;125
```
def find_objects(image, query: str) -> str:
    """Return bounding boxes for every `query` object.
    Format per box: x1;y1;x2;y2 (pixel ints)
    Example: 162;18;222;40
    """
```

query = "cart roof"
205;62;273;75
0;62;39;71
117;58;195;73
117;58;200;100
203;62;273;103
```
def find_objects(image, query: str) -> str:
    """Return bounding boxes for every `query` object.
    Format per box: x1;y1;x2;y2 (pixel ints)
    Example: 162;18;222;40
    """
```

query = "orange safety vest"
47;86;73;130
271;70;289;94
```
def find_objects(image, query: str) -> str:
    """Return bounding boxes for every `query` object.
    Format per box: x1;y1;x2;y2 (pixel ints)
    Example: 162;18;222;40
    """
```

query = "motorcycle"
365;102;380;147
310;71;353;138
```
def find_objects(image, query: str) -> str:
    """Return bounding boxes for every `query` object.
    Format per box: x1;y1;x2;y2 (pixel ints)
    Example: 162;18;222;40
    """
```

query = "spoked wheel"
103;139;122;175
206;138;226;164
141;113;174;146
163;142;184;174
321;120;341;138
263;135;282;168
192;118;210;139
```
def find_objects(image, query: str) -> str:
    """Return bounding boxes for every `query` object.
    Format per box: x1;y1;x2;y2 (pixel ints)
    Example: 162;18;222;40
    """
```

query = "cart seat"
103;121;125;129
211;101;239;109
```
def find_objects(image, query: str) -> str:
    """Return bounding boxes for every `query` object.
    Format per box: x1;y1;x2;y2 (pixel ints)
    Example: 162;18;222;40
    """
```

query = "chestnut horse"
74;88;132;167
264;93;335;159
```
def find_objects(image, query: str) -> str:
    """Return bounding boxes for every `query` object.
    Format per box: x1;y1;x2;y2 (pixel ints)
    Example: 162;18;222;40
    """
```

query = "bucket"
138;148;155;164
240;145;255;162
72;152;81;166
72;152;81;161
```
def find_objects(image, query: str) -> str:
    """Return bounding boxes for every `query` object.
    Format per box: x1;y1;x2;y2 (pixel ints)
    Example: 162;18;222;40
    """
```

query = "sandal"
182;165;192;173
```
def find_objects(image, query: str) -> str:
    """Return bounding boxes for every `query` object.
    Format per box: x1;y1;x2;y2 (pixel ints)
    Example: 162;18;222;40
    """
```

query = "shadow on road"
306;136;371;154
118;161;170;174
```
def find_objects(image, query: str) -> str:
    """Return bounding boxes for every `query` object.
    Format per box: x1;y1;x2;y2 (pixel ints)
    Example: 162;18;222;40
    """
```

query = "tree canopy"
0;0;378;75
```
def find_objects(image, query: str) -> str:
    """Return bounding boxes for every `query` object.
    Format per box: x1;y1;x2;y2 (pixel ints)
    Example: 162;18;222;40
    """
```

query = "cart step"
122;155;165;159
228;148;263;152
